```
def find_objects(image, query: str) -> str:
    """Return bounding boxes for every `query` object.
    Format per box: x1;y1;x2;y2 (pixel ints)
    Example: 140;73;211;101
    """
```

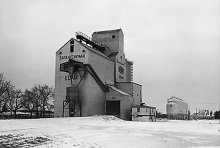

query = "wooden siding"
55;39;113;117
116;82;142;106
106;87;133;120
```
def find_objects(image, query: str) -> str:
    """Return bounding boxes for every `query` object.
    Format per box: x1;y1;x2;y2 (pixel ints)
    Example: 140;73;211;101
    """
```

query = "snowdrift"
0;116;219;148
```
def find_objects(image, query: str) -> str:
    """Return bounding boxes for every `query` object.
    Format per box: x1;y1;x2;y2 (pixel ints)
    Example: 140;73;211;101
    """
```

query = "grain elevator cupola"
92;29;124;55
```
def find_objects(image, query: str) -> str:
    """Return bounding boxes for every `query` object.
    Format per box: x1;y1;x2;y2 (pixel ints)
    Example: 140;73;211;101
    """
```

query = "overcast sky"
0;0;219;113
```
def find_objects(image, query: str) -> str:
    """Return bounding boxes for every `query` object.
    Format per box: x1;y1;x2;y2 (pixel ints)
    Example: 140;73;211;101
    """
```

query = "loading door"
66;87;81;117
106;101;120;117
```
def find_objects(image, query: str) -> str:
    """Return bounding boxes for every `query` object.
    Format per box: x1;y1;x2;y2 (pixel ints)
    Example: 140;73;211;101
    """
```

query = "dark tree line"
213;110;220;119
0;73;54;118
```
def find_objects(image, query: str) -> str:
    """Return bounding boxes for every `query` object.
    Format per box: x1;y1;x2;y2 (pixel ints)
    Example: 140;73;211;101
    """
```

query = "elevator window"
70;45;74;52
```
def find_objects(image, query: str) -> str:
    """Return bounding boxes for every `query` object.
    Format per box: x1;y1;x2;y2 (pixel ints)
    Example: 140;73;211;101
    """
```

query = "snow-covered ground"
0;116;219;148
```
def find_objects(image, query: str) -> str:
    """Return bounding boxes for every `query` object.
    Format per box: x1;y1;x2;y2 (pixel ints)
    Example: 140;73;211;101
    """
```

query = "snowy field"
0;116;219;148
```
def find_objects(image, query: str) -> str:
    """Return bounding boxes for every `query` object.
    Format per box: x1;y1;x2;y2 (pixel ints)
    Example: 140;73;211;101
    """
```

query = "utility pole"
196;108;197;120
188;109;190;120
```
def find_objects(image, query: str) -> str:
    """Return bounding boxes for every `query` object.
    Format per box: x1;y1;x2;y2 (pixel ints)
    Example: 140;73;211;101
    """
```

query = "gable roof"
56;38;112;61
56;38;74;53
108;85;131;96
93;29;123;35
132;105;156;109
107;52;118;57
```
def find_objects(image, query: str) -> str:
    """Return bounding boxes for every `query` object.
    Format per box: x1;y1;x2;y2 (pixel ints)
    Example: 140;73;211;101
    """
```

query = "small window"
112;35;115;38
70;40;74;44
137;108;140;112
146;108;147;112
70;45;74;52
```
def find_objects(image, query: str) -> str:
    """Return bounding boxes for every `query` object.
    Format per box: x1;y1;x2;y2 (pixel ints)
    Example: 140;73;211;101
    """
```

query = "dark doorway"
106;101;120;117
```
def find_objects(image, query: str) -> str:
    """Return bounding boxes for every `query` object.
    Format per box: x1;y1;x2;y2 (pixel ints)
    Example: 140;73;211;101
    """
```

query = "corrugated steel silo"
166;102;178;115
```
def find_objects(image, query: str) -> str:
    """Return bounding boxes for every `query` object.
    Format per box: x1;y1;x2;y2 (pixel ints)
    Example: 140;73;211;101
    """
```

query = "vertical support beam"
62;101;65;117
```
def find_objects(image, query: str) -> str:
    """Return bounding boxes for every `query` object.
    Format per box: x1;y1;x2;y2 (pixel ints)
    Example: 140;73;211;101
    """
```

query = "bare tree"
0;73;11;111
0;81;16;118
21;85;54;118
27;88;41;118
1;84;23;118
0;74;10;97
0;74;55;119
33;84;54;117
10;89;23;118
22;89;38;118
